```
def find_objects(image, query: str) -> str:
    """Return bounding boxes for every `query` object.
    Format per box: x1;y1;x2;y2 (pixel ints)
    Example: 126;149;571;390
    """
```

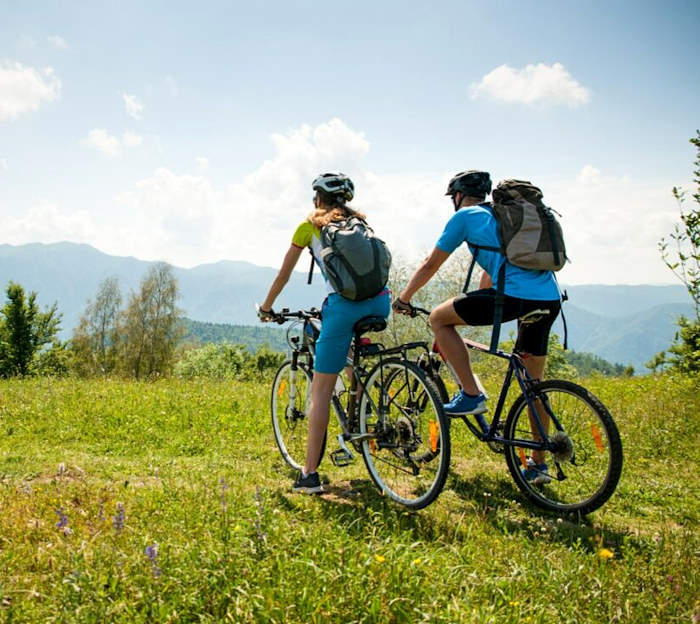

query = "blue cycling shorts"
314;290;391;374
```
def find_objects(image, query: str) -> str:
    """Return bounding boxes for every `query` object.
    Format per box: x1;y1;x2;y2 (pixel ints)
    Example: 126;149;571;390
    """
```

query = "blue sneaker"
521;458;551;485
443;390;487;416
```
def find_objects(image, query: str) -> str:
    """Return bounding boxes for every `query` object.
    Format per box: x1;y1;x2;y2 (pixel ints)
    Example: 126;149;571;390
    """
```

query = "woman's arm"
399;247;450;302
261;245;304;311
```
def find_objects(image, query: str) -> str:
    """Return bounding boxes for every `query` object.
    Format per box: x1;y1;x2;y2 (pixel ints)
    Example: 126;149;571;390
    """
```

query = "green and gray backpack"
309;216;392;301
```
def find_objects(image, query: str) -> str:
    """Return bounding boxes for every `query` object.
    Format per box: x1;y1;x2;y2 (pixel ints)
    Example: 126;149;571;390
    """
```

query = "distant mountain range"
0;242;692;372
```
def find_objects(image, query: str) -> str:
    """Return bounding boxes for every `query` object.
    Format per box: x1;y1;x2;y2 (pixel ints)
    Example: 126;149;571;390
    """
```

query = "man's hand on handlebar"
392;297;416;317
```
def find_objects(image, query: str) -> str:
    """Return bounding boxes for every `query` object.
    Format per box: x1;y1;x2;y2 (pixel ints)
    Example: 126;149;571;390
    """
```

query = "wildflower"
112;502;125;534
220;477;229;514
509;601;520;607
374;554;386;563
145;542;161;578
55;508;68;529
55;508;72;536
412;558;422;565
598;548;614;560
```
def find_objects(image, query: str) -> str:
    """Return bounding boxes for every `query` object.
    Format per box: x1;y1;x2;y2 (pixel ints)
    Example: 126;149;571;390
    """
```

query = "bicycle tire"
271;360;326;471
359;358;450;510
503;379;623;515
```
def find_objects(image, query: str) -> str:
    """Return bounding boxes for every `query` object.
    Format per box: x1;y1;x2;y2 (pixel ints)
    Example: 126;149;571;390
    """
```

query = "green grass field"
0;374;697;623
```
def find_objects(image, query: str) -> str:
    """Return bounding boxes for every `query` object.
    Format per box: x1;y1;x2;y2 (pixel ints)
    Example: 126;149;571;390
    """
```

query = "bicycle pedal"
330;448;354;467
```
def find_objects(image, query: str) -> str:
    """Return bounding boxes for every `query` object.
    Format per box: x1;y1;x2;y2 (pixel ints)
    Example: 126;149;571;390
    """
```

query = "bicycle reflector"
278;379;287;397
429;420;439;453
518;448;528;469
590;422;604;452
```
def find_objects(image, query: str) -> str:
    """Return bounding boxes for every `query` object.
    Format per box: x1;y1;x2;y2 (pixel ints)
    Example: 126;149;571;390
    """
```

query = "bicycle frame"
285;312;431;450
429;334;563;454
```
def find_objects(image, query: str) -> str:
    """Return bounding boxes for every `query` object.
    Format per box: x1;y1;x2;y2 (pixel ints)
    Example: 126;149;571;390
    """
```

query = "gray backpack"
464;179;568;352
312;216;391;301
490;179;567;271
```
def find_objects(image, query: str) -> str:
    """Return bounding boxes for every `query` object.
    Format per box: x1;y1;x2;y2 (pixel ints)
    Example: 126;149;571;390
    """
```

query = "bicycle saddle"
353;315;387;336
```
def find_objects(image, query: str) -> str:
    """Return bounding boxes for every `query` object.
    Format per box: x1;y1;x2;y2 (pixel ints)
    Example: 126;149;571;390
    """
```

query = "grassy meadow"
0;373;698;623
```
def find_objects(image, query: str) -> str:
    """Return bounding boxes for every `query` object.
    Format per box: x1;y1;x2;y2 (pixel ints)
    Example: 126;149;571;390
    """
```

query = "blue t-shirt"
435;204;560;301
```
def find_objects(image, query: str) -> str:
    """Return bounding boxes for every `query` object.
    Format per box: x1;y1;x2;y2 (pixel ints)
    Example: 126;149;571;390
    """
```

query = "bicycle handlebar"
273;307;321;324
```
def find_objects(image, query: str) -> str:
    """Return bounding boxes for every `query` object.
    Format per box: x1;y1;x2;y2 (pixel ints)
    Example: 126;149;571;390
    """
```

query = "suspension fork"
287;349;299;408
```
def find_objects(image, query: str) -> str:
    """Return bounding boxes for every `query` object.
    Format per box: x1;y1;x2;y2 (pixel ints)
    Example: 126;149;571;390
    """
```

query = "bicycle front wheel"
359;358;450;510
271;360;325;471
504;379;623;515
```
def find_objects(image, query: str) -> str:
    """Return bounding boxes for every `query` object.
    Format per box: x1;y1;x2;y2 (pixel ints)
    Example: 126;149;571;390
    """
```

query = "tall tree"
656;130;700;372
0;282;61;377
72;277;122;375
119;263;182;379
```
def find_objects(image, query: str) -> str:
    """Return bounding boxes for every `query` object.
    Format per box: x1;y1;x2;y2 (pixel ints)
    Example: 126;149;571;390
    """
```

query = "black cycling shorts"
452;288;561;356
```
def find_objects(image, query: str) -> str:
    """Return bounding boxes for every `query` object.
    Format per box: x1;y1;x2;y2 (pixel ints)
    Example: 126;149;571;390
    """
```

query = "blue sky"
1;0;699;284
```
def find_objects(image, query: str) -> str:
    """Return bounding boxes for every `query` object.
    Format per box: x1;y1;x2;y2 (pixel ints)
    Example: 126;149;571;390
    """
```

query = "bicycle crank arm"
346;432;375;443
336;434;356;459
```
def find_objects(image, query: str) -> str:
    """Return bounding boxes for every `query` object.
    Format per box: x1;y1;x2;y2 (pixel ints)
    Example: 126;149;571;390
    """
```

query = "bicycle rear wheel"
504;379;622;515
359;358;450;510
271;360;325;470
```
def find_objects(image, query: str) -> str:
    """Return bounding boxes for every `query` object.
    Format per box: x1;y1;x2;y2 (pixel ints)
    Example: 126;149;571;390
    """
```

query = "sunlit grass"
0;374;697;622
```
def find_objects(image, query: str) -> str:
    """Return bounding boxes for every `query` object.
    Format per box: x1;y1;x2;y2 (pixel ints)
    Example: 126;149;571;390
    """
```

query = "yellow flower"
598;548;614;560
509;601;520;607
374;554;386;563
412;558;422;565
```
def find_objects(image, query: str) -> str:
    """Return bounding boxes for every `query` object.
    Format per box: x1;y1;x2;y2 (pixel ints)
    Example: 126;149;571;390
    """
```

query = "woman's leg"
304;371;338;475
429;298;480;395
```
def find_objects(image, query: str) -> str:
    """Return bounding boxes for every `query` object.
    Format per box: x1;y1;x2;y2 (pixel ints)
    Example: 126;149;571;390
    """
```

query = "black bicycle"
269;308;451;510
398;306;623;515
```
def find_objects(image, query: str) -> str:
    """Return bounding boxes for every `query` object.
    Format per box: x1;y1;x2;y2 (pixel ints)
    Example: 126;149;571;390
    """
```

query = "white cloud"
83;128;143;156
0;60;61;121
122;131;143;147
7;119;679;286
0;158;7;171
122;93;144;119
470;63;590;107
47;35;68;49
542;165;679;284
196;157;209;171
3;202;96;245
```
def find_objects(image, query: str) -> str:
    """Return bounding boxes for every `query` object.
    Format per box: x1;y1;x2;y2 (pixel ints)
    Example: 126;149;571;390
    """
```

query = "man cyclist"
392;170;561;484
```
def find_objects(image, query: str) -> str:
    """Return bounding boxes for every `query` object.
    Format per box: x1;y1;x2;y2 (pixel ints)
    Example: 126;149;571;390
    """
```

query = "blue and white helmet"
312;172;354;202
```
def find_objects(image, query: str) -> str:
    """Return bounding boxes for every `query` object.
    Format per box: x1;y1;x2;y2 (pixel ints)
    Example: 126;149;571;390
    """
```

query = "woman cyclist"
258;173;391;493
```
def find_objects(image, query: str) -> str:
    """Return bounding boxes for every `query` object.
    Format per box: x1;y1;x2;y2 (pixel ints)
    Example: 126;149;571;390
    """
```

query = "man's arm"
399;247;451;302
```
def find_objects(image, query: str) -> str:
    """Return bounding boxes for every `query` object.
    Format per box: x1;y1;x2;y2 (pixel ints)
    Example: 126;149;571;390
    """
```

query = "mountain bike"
269;308;450;510
398;306;623;515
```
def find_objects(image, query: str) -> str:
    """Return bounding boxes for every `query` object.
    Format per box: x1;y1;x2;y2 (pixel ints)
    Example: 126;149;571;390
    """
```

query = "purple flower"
55;508;72;535
145;542;161;577
55;508;68;529
112;503;125;534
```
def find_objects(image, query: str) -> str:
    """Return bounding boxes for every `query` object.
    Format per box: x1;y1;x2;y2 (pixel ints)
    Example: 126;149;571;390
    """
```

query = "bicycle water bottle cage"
353;316;387;336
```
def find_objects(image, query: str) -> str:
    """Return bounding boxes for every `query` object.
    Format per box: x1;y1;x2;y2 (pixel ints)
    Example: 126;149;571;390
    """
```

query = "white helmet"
312;172;354;202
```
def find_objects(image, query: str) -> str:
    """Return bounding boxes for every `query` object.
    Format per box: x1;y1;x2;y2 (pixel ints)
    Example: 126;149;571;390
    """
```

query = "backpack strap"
307;248;315;285
462;242;502;294
553;274;569;350
489;263;506;353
